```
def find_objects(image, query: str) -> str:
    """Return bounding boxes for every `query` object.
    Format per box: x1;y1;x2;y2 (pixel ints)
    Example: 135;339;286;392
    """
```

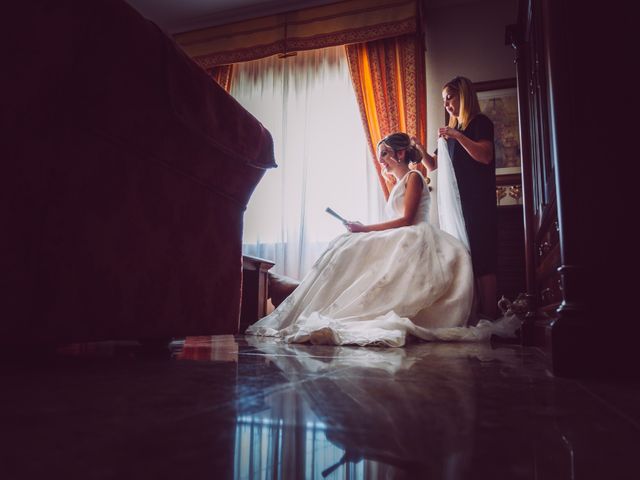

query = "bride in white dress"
246;132;496;347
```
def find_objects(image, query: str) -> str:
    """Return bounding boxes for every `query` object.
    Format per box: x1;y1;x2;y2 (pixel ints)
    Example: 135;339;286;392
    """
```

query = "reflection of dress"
246;171;475;346
243;337;481;479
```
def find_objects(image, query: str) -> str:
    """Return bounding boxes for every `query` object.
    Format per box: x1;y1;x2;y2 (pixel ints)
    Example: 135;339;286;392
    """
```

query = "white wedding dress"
246;170;482;347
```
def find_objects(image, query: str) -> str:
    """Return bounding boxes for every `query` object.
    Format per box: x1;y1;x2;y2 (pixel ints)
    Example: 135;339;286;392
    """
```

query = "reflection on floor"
2;335;640;479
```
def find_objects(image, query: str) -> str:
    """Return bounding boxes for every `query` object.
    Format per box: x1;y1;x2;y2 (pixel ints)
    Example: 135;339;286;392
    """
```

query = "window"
231;46;384;279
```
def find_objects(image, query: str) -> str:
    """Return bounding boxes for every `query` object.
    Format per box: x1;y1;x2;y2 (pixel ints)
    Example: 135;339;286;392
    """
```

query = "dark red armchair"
1;0;275;343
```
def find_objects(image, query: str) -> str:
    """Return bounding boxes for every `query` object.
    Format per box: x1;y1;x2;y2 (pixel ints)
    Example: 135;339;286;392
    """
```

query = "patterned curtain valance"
174;0;418;68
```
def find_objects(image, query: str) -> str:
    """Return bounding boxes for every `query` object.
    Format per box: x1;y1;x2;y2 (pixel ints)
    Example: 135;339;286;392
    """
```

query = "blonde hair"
443;76;481;130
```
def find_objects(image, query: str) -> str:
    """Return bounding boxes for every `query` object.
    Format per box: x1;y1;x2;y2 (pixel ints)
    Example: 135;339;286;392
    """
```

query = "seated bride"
246;132;516;346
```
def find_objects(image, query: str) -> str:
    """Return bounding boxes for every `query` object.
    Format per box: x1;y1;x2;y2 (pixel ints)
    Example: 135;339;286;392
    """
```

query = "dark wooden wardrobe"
510;0;560;347
510;0;636;377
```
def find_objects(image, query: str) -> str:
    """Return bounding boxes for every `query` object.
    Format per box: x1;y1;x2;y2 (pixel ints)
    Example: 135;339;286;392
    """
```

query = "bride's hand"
345;221;367;233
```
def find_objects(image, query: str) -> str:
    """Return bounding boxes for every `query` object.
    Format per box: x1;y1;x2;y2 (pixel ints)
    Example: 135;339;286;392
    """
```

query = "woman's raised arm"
411;136;437;171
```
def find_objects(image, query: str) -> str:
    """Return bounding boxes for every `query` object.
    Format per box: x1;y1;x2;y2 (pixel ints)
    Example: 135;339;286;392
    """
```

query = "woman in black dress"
418;76;497;319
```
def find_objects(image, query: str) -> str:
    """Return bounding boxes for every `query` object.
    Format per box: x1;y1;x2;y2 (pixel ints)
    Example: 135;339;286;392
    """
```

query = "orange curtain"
346;33;426;198
211;64;234;92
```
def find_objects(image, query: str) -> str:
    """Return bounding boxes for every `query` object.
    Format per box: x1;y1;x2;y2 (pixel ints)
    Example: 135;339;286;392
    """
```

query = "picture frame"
475;78;521;186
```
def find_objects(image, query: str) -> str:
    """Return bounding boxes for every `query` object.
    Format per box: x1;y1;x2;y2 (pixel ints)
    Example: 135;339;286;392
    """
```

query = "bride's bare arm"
346;173;424;232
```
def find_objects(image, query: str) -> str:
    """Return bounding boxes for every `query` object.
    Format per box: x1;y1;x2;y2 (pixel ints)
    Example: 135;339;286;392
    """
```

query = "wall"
423;0;518;152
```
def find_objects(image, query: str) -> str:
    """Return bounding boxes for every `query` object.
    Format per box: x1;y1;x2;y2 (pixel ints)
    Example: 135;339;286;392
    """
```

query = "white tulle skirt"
245;223;520;347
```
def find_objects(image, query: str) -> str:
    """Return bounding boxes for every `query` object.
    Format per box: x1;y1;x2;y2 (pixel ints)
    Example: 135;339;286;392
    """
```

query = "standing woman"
419;76;498;319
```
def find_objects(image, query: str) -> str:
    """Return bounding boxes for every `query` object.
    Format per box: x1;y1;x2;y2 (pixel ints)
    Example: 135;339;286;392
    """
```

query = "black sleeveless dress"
444;114;497;276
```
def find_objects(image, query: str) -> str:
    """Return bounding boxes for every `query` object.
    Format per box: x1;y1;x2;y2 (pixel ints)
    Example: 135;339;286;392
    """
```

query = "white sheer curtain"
231;46;385;280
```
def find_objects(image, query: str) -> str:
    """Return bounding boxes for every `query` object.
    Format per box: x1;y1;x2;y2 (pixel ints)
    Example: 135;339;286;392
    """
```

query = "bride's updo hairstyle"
377;132;423;164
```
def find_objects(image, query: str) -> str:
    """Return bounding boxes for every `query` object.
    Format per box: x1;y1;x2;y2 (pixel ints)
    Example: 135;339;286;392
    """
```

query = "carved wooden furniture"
511;0;566;364
510;0;634;376
240;255;275;333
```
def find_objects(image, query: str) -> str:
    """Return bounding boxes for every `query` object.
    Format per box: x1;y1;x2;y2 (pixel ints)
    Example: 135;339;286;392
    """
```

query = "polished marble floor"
1;335;639;479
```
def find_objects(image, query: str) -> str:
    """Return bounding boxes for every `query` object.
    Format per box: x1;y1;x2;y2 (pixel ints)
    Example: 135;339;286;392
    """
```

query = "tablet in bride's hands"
325;207;347;224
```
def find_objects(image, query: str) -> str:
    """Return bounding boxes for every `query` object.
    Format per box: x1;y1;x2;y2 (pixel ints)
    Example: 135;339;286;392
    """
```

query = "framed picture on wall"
474;78;521;184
